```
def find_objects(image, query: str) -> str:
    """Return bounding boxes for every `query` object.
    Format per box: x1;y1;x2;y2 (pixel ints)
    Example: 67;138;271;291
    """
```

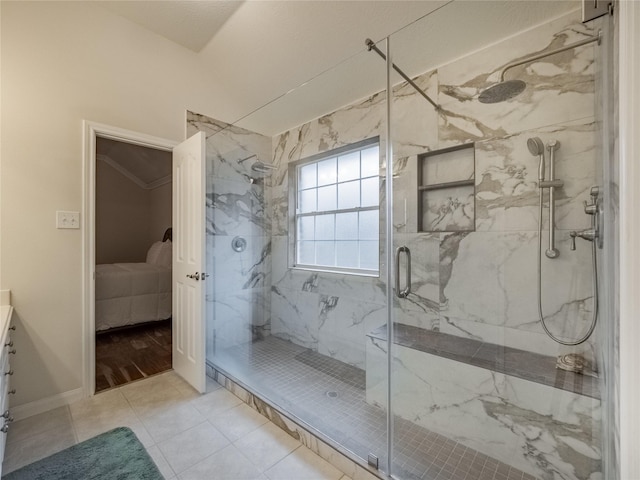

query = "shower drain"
326;390;339;398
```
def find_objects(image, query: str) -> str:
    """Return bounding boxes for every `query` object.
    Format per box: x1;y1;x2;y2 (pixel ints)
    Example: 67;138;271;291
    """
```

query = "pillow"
146;241;164;265
156;240;172;268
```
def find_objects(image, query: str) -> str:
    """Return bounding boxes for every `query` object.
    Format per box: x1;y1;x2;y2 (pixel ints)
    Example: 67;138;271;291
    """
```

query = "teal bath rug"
3;426;164;480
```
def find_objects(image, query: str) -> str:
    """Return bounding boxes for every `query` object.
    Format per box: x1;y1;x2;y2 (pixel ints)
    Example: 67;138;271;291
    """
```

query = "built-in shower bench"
366;323;599;399
364;324;602;479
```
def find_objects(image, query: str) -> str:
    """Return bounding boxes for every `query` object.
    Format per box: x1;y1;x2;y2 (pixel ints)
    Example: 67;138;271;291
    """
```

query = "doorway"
94;136;173;391
83;121;178;395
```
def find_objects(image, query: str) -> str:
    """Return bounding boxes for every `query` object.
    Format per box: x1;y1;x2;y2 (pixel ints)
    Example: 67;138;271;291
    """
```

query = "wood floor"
95;319;172;392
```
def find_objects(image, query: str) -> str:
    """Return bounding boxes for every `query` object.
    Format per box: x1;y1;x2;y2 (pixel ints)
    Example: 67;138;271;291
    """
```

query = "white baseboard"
11;388;86;421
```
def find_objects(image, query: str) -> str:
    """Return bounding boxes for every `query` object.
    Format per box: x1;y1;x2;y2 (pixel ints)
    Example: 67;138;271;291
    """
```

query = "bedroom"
94;136;173;391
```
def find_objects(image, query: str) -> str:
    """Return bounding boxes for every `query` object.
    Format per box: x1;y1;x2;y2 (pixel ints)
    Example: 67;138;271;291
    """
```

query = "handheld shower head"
527;137;545;156
527;137;545;182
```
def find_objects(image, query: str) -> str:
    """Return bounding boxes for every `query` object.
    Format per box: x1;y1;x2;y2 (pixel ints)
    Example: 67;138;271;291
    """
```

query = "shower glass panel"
191;44;392;470
388;3;608;480
188;2;614;480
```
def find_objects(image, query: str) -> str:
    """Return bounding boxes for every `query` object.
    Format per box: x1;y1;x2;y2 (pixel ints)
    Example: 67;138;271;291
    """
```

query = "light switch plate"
56;211;80;229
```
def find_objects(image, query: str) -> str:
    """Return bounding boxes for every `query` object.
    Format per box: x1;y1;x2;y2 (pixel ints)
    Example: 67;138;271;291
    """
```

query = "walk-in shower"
190;3;616;480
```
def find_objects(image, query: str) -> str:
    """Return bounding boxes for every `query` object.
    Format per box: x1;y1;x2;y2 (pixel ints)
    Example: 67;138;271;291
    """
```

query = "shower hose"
537;192;599;345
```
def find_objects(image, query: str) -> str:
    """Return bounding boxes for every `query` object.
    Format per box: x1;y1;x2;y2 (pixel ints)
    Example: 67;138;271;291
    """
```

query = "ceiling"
97;137;172;189
97;1;244;52
96;1;580;136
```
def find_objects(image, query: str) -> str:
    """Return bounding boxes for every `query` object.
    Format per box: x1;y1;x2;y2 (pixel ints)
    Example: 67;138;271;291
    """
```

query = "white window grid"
294;140;380;275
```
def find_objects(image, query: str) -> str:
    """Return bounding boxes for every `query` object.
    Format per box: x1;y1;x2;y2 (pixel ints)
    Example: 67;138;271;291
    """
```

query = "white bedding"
95;263;171;331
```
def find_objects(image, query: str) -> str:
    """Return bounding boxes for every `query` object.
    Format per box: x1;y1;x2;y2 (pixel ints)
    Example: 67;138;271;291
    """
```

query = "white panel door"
172;131;206;393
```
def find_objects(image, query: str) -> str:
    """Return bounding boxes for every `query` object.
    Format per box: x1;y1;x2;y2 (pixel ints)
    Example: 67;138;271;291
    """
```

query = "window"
293;138;379;275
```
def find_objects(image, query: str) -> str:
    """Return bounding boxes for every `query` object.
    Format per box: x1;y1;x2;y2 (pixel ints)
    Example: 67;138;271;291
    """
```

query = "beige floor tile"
74;412;154;448
3;425;76;474
208;403;269;442
265;445;344;480
146;444;176;480
178;444;265;480
190;387;243;419
126;385;190;420
158;421;230;474
70;389;141;437
142;402;207;443
163;372;202;401
2;375;357;480
234;422;301;471
6;406;73;446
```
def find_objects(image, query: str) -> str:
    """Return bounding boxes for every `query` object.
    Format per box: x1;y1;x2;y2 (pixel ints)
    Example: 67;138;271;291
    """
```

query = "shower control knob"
570;228;597;250
584;200;596;215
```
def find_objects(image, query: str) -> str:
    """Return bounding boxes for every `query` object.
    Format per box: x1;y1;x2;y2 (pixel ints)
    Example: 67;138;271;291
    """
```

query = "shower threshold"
209;336;537;480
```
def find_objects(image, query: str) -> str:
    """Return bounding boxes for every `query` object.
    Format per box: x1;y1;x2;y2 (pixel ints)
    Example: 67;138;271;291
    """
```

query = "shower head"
479;31;601;105
478;79;526;104
527;136;546;182
527;137;545;156
251;161;277;174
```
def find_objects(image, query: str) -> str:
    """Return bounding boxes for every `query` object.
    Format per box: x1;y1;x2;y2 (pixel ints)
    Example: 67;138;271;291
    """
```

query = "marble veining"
366;338;601;480
196;8;602;480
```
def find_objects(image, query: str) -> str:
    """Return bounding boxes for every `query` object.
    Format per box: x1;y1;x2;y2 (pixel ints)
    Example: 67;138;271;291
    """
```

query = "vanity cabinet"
0;306;15;473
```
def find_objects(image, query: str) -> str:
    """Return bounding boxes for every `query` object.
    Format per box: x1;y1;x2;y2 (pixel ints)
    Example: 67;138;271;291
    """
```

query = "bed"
95;233;172;332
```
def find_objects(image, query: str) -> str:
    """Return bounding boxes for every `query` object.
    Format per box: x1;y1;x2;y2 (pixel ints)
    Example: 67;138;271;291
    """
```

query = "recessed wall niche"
417;143;475;232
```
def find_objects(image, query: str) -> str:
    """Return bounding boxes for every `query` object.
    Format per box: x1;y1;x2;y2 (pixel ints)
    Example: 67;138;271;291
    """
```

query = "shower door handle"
395;246;411;298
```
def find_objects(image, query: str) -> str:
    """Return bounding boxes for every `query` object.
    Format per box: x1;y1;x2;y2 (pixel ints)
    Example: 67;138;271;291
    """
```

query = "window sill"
291;265;379;278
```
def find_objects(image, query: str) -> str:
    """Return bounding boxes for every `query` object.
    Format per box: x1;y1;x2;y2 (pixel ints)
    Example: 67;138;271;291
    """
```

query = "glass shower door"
387;4;605;480
197;42;393;474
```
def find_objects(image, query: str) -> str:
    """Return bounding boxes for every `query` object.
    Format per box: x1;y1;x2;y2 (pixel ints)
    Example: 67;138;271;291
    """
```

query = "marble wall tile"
316;294;386;369
267;10;599;366
190;110;274;359
188;111;273;185
475;119;597;232
210;287;271;351
421;185;475;232
270;287;321;349
209;235;271;294
392;233;440;330
391;69;439;159
391;156;419;234
437;12;596;146
366;339;601;480
440;230;597;359
206;179;270;237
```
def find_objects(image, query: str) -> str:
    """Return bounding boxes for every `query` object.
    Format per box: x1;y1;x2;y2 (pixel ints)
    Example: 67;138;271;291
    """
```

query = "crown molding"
97;154;170;190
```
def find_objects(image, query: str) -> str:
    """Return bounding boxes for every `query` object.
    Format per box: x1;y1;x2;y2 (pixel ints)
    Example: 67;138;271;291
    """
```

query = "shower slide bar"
529;135;601;345
365;38;441;111
542;140;562;258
